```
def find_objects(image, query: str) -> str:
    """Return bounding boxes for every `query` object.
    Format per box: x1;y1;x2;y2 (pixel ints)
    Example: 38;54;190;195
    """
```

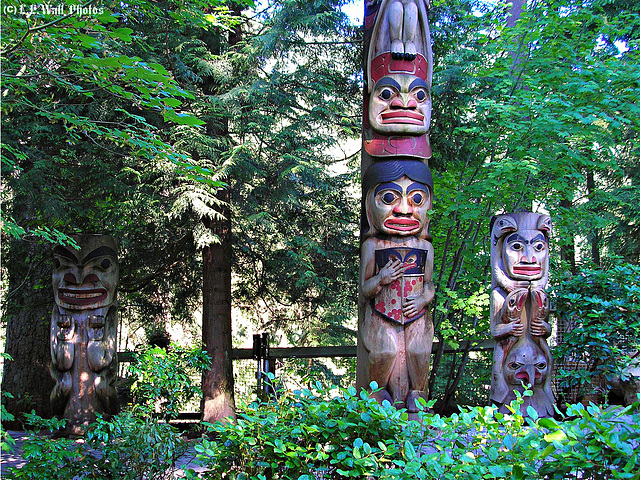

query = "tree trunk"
586;170;601;266
199;5;243;423
506;0;526;28
559;198;577;273
201;194;236;422
2;240;55;427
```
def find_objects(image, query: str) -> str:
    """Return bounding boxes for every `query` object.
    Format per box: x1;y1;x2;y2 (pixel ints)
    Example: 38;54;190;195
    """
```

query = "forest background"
1;0;639;423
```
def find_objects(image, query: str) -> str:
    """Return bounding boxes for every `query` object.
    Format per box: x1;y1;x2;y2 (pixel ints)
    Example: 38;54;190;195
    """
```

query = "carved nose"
393;198;413;214
390;96;417;109
63;271;100;285
63;273;78;284
83;274;100;284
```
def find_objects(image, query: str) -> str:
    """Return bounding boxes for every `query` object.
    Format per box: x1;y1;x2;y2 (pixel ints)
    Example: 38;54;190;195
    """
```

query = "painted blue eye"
382;192;396;204
415;89;427;101
412;193;423;205
379;88;394;101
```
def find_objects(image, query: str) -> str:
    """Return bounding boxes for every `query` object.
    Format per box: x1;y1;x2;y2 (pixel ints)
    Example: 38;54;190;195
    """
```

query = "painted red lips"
380;111;424;125
513;266;541;276
384;218;420;231
58;288;108;305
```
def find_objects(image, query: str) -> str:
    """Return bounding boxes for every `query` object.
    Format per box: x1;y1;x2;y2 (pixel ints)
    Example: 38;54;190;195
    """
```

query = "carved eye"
381;191;398;204
414;88;427;102
509;297;516;306
511;242;524;251
533;241;546;252
508;362;522;370
100;258;112;269
535;362;547;370
379;88;394;101
53;258;61;269
411;192;424;205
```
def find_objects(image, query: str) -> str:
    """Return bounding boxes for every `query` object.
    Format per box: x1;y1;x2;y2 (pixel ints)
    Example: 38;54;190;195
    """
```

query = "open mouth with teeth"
58;288;108;306
384;218;420;231
513;266;541;276
380;111;424;125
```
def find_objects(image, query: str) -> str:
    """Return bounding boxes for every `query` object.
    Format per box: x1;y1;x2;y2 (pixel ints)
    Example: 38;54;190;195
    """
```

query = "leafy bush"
190;384;640;480
553;262;640;401
5;412;188;479
126;343;211;419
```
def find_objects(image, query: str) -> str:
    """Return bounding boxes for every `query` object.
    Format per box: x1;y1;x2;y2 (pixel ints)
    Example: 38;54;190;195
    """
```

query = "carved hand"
402;295;427;319
508;318;525;337
379;258;406;285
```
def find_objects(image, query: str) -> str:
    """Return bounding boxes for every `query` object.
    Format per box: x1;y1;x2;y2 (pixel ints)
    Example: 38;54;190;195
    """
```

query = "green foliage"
1;353;17;454
191;384;640;479
6;412;187;479
553;261;640;398
193;382;429;479
126;343;211;419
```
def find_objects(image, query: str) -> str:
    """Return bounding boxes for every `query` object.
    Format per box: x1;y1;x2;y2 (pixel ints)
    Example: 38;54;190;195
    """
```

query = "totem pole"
489;213;555;417
357;0;435;415
50;235;119;435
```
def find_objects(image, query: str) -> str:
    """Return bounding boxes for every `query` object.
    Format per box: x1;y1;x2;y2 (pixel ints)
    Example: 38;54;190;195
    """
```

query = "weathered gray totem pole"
489;213;555;417
50;235;119;435
357;0;435;414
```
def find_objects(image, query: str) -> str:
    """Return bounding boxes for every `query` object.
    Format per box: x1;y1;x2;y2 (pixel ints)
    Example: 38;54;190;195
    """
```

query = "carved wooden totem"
50;234;119;435
489;212;555;417
357;0;435;415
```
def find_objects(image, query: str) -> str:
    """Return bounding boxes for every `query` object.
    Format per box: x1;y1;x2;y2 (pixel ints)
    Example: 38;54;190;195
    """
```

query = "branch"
2;0;100;56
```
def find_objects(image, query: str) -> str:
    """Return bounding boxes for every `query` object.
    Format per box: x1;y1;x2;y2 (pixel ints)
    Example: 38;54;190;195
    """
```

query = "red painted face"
369;74;431;136
502;231;548;281
53;242;119;311
367;176;430;236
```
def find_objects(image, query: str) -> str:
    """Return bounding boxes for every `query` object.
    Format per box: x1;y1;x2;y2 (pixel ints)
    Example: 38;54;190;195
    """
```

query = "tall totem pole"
489;213;555;417
50;234;119;436
357;0;435;414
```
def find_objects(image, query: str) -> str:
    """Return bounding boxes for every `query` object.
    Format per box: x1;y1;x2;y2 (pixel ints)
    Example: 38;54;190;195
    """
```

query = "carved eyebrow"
531;234;546;243
506;233;527;244
408;78;429;91
407;182;429;193
375;77;402;90
374;182;402;195
53;246;78;264
82;246;117;264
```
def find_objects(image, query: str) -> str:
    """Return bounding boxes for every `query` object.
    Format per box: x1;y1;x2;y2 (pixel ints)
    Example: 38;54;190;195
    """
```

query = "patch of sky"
341;0;363;25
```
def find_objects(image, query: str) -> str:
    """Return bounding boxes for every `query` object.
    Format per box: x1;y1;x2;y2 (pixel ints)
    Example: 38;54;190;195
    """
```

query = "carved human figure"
489;212;555;417
357;160;435;413
50;234;119;435
363;0;433;159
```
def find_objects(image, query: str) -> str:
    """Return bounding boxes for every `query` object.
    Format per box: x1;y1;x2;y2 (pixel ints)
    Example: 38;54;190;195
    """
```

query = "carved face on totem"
502;230;548;281
504;342;549;387
53;235;119;311
490;213;552;288
369;74;431;136
363;160;433;239
368;176;430;236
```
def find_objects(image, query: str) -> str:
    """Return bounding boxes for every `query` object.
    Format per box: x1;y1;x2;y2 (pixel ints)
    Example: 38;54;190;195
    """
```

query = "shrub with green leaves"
190;384;640;480
6;412;188;479
553;262;640;401
126;343;211;419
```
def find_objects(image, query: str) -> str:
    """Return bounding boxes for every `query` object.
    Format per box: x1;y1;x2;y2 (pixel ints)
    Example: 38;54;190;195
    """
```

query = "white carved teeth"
63;292;103;299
